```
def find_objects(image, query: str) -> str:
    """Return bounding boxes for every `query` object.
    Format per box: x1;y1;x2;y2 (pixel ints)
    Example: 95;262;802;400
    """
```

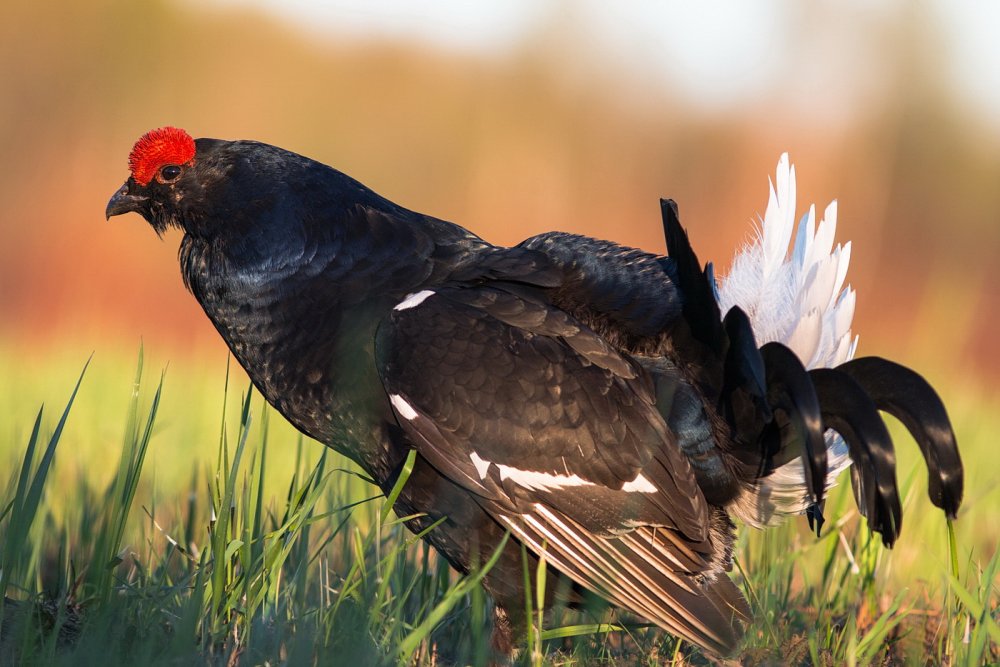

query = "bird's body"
107;128;962;658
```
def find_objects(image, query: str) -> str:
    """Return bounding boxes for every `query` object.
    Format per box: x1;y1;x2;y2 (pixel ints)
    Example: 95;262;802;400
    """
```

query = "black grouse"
106;127;963;657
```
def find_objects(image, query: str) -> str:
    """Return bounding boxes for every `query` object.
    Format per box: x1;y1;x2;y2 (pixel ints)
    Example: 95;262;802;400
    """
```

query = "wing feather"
499;503;748;654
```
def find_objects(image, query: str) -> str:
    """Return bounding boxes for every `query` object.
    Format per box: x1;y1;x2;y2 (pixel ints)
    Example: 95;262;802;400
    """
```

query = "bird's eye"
158;164;182;183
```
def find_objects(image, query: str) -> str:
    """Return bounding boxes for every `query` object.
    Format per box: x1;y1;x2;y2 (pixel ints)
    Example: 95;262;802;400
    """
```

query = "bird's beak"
105;181;149;220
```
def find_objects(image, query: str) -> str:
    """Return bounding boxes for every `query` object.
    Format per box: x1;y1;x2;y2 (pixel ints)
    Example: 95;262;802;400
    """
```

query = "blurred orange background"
1;0;998;391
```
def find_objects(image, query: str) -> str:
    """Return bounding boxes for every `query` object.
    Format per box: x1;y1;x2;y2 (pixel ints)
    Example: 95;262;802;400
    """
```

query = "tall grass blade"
381;449;417;525
209;385;253;625
398;532;510;664
91;349;164;600
1;357;89;599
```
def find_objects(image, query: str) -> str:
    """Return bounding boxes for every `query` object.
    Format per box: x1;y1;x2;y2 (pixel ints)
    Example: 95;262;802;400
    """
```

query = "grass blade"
398;532;510;663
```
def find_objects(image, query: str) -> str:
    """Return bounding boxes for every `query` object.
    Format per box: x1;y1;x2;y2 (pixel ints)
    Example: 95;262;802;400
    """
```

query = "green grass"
0;345;997;665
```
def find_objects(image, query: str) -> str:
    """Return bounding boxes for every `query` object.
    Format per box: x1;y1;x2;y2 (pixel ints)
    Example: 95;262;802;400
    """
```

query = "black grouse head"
105;127;382;247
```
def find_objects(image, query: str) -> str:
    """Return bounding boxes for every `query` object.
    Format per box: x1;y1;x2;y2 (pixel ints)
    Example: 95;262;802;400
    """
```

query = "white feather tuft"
718;154;858;525
719;156;856;369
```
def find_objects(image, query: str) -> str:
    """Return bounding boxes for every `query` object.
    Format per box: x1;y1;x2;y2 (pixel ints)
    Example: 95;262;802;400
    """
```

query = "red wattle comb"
128;127;196;186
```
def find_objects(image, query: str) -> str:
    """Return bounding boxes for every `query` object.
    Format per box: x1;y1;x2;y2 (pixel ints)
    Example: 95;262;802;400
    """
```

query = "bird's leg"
489;605;522;665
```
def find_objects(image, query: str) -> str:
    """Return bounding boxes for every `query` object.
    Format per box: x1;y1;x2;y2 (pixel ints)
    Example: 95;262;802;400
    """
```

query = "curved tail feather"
810;368;902;546
710;154;960;542
838;357;963;518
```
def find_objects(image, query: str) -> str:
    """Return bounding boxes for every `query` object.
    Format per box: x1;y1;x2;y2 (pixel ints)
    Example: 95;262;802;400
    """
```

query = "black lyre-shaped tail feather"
660;199;726;399
759;342;828;513
837;357;963;519
720;307;772;449
659;199;723;352
810;368;902;547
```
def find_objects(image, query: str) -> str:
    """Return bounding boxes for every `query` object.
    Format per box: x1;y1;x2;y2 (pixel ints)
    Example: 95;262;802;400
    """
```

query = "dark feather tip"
838;356;963;518
760;342;828;508
659;198;725;360
806;502;825;537
810;368;902;546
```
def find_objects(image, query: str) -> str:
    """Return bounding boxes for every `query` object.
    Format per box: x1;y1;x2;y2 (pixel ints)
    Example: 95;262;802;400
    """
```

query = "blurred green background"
0;0;997;574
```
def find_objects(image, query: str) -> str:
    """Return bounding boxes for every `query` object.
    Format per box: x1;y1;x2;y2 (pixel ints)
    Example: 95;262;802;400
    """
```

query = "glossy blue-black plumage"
106;134;963;657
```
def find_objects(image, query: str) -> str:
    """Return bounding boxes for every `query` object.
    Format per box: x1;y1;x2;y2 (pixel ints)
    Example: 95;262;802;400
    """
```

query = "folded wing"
374;283;749;653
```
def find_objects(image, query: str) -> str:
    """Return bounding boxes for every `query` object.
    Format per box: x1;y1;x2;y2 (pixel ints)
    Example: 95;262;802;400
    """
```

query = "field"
0;339;996;666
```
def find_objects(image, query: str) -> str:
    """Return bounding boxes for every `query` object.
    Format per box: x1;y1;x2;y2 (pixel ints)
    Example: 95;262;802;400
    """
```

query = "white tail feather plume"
718;154;856;526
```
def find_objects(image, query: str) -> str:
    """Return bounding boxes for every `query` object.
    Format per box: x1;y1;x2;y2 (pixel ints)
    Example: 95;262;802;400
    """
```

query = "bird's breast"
193;269;398;475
